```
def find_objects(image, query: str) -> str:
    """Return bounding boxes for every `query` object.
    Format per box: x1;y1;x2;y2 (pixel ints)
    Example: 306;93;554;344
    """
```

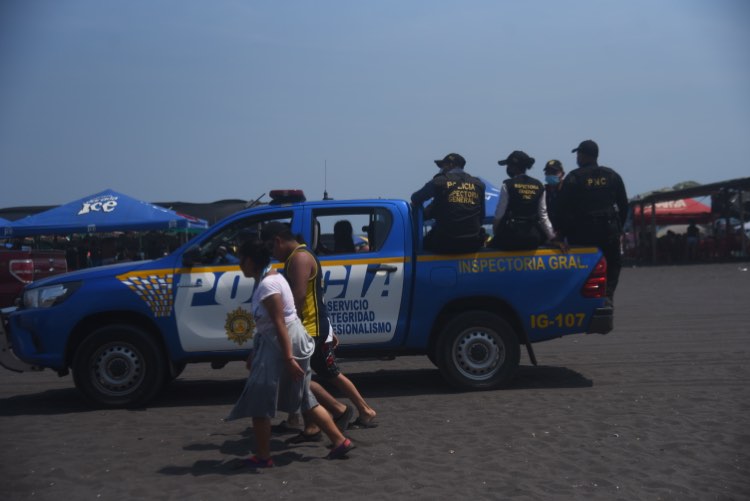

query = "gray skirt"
226;318;317;421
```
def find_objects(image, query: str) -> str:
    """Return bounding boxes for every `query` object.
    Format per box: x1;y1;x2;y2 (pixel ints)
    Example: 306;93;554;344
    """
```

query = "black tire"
72;324;165;408
427;348;439;368
436;311;520;390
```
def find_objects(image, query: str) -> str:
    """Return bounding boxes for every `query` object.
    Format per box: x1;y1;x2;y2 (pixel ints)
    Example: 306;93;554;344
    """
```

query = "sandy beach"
1;262;749;500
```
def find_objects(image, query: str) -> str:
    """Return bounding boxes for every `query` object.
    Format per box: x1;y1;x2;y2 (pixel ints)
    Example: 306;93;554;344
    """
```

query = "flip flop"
334;405;354;433
326;438;355;459
285;430;323;444
244;455;274;468
348;417;378;429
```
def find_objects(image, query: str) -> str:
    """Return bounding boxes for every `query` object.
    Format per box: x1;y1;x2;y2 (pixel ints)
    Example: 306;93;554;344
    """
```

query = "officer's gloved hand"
549;238;569;254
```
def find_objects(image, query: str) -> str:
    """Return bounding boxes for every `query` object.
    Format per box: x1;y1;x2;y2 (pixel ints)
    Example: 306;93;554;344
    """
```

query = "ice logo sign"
78;195;119;215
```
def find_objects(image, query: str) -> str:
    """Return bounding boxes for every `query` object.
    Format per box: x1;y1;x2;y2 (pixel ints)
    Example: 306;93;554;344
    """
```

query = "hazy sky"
1;0;748;210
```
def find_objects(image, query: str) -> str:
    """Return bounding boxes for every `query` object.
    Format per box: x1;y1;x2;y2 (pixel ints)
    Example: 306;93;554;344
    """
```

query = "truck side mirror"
182;246;202;267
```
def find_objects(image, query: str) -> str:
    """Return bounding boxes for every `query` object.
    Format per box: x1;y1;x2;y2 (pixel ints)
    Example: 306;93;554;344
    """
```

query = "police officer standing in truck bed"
558;139;628;303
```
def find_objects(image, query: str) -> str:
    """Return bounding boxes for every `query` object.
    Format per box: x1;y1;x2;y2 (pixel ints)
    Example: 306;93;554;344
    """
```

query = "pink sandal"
245;455;274;468
326;438;355;460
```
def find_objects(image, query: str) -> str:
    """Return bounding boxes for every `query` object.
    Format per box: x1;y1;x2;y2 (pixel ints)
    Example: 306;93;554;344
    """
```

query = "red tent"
632;197;712;225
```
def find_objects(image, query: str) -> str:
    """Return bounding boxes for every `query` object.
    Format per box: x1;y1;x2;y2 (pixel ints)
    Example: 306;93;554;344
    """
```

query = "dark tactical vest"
493;174;545;249
566;165;622;244
430;170;485;239
503;174;544;221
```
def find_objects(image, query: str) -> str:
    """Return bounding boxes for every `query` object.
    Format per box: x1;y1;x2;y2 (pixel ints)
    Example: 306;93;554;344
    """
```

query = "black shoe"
285;430;323;444
334;405;353;433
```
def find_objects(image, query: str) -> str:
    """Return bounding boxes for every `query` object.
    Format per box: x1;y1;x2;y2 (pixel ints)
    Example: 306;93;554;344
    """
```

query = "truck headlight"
23;282;81;309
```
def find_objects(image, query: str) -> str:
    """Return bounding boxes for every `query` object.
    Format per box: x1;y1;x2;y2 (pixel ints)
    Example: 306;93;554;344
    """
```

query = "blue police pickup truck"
0;191;613;407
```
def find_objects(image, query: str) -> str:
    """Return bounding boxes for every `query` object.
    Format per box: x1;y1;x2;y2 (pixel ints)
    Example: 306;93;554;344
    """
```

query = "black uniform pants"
490;219;544;251
599;239;622;300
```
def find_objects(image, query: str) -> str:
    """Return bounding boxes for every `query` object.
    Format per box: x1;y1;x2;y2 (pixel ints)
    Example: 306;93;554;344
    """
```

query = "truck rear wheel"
437;311;520;390
72;324;165;408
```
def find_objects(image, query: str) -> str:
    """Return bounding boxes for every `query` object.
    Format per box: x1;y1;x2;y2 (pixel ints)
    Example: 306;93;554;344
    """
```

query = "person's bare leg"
330;373;376;422
252;417;272;460
304;405;346;448
311;380;347;416
301;381;347;435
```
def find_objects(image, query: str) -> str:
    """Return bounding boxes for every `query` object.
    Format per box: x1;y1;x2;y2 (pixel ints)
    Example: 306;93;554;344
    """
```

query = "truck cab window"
190;214;293;265
312;209;391;254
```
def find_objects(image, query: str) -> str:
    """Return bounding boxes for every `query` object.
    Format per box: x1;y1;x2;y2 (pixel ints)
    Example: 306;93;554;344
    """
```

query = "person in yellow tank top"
285;244;328;339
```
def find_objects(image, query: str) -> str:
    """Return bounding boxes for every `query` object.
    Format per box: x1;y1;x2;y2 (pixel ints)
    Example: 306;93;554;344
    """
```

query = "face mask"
545;175;560;185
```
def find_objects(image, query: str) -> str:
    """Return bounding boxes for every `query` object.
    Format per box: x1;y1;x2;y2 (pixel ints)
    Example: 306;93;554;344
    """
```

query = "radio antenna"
323;159;331;200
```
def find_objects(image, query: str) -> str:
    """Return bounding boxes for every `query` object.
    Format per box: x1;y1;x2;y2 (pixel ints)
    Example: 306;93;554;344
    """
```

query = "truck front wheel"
72;325;165;408
437;311;520;390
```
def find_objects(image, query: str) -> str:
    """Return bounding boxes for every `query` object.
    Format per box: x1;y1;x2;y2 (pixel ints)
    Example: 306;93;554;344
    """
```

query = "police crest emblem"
225;306;254;345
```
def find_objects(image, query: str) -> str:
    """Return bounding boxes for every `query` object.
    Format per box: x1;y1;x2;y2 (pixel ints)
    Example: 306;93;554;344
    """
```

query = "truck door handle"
369;265;397;273
178;278;204;288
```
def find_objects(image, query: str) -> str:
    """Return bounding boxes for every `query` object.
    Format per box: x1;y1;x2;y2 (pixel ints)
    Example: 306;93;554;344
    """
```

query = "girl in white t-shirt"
226;239;354;467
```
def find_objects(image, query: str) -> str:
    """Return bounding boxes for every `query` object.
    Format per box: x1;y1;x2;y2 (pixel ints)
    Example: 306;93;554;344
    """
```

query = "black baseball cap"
498;150;535;169
544;159;564;174
572;139;599;157
434;153;466;168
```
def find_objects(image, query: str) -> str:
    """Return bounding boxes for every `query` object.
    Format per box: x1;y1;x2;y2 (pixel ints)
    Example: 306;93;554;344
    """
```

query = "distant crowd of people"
627;219;749;264
3;232;185;270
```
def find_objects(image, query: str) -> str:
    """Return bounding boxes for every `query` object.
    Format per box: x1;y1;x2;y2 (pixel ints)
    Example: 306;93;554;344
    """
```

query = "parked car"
0;247;68;308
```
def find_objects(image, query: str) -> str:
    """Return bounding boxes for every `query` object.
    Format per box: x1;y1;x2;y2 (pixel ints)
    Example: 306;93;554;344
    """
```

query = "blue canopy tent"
0;217;13;238
6;189;208;237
